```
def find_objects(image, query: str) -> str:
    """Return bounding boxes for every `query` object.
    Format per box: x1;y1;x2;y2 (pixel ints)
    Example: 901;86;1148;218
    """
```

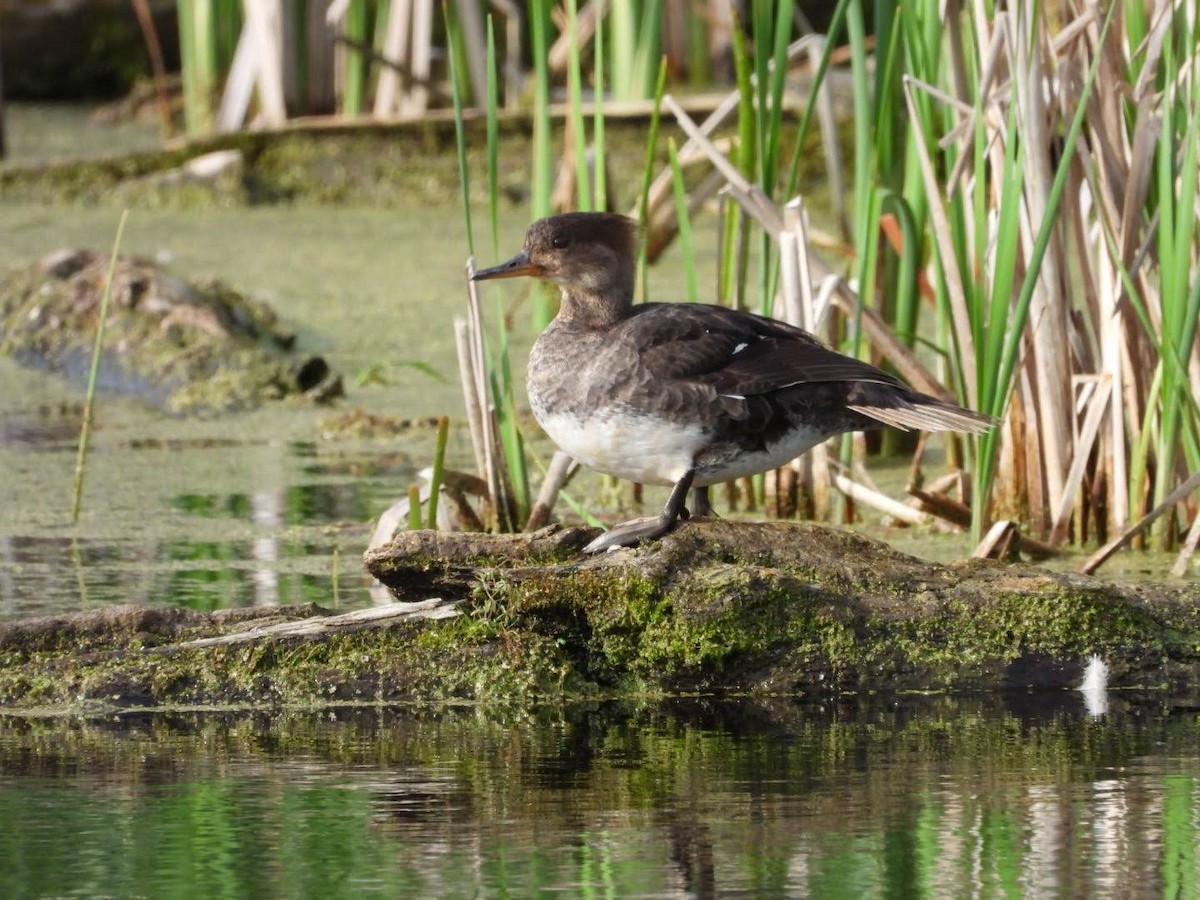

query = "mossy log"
2;521;1197;715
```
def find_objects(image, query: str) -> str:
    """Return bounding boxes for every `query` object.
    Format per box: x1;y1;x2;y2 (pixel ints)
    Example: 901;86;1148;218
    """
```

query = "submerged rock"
0;249;343;412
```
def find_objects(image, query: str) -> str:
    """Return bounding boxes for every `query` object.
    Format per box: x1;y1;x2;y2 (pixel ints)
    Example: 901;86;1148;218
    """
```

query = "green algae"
0;110;839;209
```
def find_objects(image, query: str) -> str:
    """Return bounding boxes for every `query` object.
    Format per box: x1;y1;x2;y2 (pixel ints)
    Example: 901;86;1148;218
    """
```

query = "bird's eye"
551;234;572;249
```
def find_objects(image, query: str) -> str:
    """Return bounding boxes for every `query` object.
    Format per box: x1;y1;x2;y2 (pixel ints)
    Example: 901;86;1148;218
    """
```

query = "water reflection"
0;698;1197;897
0;533;368;618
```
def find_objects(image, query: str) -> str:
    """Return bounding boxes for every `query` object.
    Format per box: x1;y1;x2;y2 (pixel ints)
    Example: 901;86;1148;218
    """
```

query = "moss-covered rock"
0;249;343;411
365;521;1200;696
1;522;1196;715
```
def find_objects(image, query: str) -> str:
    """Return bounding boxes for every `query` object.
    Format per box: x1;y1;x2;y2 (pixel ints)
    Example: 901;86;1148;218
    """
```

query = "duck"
472;212;991;553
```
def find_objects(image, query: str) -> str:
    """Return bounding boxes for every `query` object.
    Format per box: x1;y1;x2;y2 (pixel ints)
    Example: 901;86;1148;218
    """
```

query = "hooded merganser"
473;212;991;553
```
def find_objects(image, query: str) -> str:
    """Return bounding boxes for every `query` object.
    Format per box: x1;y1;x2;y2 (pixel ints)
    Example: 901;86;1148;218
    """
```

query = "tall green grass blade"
177;0;217;135
973;1;1117;538
1150;48;1200;543
444;0;474;257
565;0;592;211
609;0;635;100
761;0;792;195
491;328;530;523
637;56;669;303
633;0;663;99
593;7;607;211
529;0;554;330
667;137;698;302
342;0;369;116
71;210;129;524
486;15;500;258
530;0;553;219
784;0;851;201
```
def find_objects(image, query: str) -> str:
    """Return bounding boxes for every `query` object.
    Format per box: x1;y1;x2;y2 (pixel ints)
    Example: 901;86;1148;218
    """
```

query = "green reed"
445;3;531;529
71;210;129;523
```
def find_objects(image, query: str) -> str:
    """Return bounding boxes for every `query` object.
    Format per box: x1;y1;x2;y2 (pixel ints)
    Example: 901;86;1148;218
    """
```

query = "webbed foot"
582;468;696;554
583;513;678;553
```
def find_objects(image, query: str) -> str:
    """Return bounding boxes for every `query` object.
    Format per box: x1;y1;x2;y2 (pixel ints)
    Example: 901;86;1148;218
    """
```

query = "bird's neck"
557;285;633;330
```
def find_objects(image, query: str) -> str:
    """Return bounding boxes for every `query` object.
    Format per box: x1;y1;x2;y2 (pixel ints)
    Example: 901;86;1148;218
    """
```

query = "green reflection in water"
1;698;1198;897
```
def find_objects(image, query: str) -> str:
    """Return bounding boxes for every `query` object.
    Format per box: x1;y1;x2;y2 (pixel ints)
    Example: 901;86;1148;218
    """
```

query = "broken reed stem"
525;449;579;532
454;318;488;481
407;484;423;531
1172;511;1200;578
426;414;450;529
1081;469;1200;575
71;209;129;524
331;545;340;608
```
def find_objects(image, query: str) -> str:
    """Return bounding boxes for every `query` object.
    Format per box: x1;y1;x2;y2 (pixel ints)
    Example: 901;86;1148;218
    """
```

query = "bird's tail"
848;395;995;434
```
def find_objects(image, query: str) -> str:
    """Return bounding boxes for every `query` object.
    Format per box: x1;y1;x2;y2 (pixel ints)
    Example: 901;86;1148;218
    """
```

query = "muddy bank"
2;521;1197;714
0;249;342;411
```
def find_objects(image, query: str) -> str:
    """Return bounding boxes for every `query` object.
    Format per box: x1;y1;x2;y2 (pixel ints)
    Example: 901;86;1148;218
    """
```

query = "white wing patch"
731;342;749;355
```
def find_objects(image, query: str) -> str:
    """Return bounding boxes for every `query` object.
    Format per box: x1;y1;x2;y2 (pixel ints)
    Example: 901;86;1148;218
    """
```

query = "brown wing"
623;303;905;395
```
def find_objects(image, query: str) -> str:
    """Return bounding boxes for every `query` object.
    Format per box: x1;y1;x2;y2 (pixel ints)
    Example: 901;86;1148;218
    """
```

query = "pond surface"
0;201;536;619
2;697;1198;897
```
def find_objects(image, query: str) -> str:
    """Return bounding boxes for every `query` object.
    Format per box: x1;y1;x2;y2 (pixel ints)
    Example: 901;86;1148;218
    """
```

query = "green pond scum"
0;112;842;209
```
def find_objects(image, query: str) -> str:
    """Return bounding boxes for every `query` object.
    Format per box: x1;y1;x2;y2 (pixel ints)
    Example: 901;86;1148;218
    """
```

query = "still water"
3;111;1197;897
2;698;1198;897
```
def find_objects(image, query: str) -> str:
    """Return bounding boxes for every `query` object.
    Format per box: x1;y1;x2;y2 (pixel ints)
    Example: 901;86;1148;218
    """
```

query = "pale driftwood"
1081;469;1200;575
633;90;739;224
216;0;287;131
1012;3;1071;519
832;472;929;526
454;318;488;483
464;260;511;530
1171;511;1200;578
373;0;412;117
974;519;1019;560
400;0;434;118
662;94;784;235
547;0;606;73
245;0;286;127
1049;375;1113;546
179;600;460;650
908;486;1059;559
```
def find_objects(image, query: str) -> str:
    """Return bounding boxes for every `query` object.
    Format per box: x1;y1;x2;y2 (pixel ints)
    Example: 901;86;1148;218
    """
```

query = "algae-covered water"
0;200;551;618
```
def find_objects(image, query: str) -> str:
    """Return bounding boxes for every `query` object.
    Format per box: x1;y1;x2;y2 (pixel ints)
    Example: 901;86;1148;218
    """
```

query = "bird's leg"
689;485;716;518
583;470;695;553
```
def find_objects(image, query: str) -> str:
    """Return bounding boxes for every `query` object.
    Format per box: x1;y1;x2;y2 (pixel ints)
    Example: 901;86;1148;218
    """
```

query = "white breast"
533;405;705;486
532;402;831;488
